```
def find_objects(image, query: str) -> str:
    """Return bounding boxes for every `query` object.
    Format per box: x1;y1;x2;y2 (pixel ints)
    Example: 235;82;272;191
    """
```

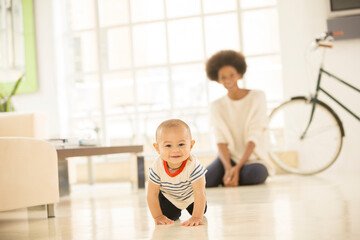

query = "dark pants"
159;191;207;221
205;157;268;187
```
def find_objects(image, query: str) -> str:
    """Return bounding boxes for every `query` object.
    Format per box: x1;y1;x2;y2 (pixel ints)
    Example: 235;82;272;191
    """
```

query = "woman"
205;50;275;187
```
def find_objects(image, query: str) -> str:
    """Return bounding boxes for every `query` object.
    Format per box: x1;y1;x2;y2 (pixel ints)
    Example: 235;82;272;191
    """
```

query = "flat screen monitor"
328;0;360;17
330;0;360;11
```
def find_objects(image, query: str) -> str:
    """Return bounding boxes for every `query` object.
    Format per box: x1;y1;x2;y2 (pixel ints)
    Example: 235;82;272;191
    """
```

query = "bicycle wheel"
268;96;344;175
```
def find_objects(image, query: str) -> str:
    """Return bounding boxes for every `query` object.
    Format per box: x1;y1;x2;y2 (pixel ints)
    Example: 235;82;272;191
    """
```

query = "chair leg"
47;204;55;218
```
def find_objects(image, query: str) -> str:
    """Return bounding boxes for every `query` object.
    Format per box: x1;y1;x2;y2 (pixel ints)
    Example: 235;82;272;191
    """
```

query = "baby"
147;119;207;226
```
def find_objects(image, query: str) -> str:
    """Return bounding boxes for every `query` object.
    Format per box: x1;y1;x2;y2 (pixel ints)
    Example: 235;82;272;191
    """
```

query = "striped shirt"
148;155;207;210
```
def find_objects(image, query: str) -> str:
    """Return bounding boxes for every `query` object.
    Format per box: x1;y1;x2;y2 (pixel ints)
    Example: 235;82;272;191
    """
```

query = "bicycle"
268;32;360;175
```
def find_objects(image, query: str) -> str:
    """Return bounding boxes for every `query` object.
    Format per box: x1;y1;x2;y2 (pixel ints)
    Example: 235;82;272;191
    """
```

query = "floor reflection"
150;217;209;240
0;174;359;239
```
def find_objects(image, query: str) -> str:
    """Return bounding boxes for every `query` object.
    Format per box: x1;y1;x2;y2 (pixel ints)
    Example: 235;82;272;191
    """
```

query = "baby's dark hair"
156;119;192;141
206;50;247;81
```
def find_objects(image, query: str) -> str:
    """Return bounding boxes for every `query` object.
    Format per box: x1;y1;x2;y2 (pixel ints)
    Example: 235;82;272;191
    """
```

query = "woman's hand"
223;166;240;187
222;169;232;186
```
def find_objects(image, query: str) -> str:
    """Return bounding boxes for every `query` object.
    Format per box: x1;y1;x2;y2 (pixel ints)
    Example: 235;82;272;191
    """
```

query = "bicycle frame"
301;67;360;139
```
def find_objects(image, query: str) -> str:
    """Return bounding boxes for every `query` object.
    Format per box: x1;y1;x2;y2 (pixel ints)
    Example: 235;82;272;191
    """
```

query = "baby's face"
154;126;195;166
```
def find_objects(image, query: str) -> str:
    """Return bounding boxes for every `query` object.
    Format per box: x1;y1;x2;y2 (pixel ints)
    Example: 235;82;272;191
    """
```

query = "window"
59;0;282;158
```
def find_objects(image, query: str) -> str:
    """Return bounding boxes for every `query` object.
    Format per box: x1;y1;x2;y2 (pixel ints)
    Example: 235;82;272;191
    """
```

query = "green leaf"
0;74;24;112
9;74;25;98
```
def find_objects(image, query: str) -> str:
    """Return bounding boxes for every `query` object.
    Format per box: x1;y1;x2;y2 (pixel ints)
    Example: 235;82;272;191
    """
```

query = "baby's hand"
181;217;205;227
154;215;174;225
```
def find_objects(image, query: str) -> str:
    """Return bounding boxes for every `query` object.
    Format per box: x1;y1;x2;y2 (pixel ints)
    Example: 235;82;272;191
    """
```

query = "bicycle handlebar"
318;43;333;48
314;31;344;48
315;32;332;43
313;31;344;48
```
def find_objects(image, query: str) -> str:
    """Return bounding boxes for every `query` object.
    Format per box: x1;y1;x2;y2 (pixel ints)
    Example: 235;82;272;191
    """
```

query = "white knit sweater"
210;90;275;175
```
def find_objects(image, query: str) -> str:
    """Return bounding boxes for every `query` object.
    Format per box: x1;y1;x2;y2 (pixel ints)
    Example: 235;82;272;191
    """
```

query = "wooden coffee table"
56;145;144;196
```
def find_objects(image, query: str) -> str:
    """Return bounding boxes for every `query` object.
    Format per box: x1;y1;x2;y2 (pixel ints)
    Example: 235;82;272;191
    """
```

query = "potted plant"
0;74;24;112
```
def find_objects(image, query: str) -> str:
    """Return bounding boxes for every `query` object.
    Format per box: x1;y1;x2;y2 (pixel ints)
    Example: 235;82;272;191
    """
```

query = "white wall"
278;0;360;172
12;0;60;137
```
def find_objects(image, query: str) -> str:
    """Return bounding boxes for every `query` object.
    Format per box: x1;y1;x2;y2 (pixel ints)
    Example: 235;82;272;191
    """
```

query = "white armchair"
0;112;59;218
0;112;47;138
0;137;59;217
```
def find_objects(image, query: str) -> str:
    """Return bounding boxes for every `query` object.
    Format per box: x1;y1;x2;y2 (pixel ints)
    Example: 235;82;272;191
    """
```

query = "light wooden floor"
1;173;359;240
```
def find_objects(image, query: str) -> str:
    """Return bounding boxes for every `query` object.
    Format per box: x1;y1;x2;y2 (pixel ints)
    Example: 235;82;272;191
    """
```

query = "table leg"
58;159;70;196
87;157;95;185
137;155;145;188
